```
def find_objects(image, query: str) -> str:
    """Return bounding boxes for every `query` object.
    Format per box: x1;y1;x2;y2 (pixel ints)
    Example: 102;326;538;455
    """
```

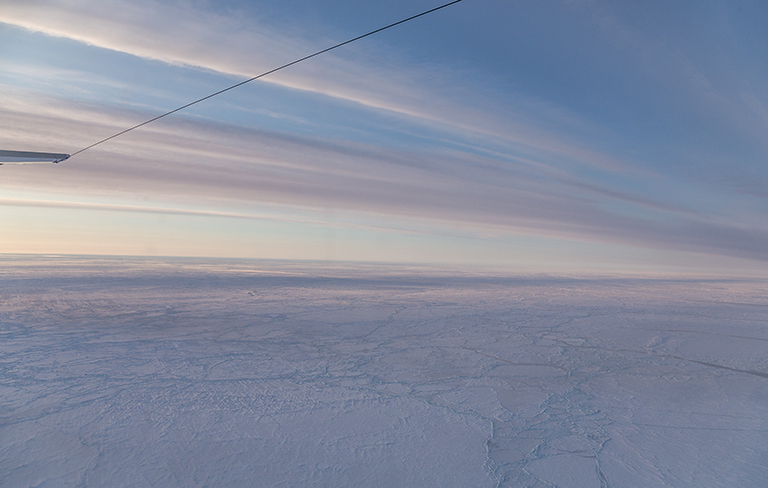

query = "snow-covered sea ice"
1;256;766;487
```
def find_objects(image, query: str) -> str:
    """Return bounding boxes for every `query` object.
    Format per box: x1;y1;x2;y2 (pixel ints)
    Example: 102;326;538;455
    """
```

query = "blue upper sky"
1;0;767;275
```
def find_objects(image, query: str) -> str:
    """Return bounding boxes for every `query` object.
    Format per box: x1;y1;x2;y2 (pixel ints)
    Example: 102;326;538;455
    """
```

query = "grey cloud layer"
2;88;768;262
0;0;642;176
3;0;768;264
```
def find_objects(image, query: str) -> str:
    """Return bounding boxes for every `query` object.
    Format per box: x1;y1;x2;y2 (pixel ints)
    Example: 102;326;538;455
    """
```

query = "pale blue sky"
1;0;767;274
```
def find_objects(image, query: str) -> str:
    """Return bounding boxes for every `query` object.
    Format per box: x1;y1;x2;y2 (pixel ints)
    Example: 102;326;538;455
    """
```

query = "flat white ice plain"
1;256;767;487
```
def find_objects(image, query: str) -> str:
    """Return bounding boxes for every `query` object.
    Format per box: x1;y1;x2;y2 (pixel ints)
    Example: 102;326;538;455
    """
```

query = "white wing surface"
0;150;70;165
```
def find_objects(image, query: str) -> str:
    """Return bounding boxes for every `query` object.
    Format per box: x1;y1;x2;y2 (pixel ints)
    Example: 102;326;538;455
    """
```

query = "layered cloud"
0;0;644;175
2;0;768;267
3;85;768;262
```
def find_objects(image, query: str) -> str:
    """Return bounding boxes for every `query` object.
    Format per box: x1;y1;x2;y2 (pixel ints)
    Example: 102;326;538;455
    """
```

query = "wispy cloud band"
2;85;768;262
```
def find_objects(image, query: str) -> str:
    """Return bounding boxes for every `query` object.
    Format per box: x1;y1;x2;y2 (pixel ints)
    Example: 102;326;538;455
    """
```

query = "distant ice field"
1;256;767;487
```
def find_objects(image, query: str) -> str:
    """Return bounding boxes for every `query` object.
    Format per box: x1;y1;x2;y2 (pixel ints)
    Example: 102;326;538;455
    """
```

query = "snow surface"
1;256;767;487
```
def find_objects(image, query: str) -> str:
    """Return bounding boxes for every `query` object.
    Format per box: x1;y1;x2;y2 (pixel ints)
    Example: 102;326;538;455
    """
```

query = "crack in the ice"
637;423;768;432
546;337;768;379
461;346;567;370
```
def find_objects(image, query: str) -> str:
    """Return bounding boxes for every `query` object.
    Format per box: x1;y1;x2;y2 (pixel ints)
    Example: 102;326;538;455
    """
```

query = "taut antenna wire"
67;0;465;160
